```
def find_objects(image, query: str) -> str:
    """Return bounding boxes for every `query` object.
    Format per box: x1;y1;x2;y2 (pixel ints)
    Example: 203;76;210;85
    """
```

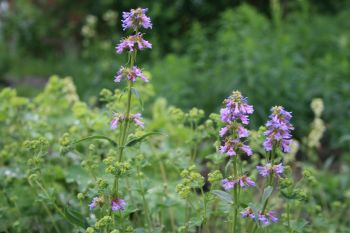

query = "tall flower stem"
232;156;239;233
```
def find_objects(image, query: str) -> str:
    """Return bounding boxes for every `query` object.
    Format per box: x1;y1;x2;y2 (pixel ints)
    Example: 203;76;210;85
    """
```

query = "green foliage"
0;76;349;232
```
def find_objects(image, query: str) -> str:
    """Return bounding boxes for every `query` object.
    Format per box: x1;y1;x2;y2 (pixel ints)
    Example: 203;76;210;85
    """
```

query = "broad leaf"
261;186;273;204
212;190;233;204
63;206;88;228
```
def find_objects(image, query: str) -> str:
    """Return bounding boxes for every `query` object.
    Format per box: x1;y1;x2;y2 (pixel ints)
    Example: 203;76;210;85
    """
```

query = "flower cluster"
89;196;126;212
241;208;278;225
116;33;152;54
114;66;149;83
263;106;294;152
111;198;126;211
219;91;254;157
256;163;284;177
221;176;256;190
110;112;144;129
122;8;152;31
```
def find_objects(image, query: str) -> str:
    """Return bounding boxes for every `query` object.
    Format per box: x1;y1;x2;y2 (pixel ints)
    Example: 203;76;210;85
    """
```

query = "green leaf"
212;190;233;204
74;135;117;147
63;206;88;228
289;219;308;233
126;132;161;147
261;186;273;204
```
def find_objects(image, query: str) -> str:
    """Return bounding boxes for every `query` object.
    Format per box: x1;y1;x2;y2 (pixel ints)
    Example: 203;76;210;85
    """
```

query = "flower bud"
77;193;85;200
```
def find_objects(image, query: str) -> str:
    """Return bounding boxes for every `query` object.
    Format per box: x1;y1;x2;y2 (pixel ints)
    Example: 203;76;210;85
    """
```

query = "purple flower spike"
89;197;98;210
263;106;294;153
122;8;152;31
111;198;126;211
221;178;237;190
218;91;253;157
239;176;256;188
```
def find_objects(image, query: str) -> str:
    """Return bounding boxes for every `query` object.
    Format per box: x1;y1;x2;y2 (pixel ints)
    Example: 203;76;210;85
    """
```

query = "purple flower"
111;198;126;211
114;66;149;83
220;140;252;157
273;163;284;175
122;8;152;31
131;113;144;128
116;33;152;54
240;144;253;156
237;126;249;138
221;178;238;190
258;214;270;225
256;163;285;177
241;208;255;220
89;197;98;210
219;126;229;137
263;106;294;153
239;176;256;188
268;211;279;223
221;91;254;124
241;208;279;225
111;113;125;129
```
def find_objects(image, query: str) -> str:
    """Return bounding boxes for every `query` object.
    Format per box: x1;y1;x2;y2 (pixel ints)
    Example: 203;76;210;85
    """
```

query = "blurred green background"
1;0;350;155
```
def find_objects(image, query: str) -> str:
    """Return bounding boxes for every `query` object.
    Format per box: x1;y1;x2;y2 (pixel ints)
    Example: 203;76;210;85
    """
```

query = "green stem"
231;156;239;233
137;164;152;232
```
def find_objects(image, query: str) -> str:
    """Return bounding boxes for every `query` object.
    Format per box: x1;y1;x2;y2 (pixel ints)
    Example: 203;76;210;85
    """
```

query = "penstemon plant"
73;7;155;233
21;7;309;233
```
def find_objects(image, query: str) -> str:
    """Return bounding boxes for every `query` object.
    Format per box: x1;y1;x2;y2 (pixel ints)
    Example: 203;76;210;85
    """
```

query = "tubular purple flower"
116;33;152;54
131;113;144;128
256;163;284;177
263;106;294;152
273;163;284;175
258;214;270;225
122;8;152;31
256;163;272;177
241;208;255;220
268;211;279;223
111;198;126;211
114;66;149;83
237;126;249;138
89;197;98;210
111;113;125;129
221;178;238;190
240;144;253;156
239;176;256;188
